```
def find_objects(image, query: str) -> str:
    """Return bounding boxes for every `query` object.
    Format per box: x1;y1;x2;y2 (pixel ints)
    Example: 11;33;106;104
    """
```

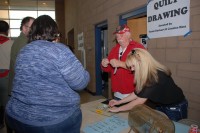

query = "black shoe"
0;124;5;129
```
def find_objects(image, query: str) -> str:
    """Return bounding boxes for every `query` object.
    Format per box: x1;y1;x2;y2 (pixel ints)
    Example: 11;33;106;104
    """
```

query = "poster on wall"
77;32;86;68
78;32;84;50
139;34;148;48
147;0;190;39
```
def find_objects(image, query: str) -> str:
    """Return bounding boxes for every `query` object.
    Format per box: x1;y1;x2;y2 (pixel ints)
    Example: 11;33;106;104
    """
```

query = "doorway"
67;28;74;52
95;6;147;97
95;21;108;97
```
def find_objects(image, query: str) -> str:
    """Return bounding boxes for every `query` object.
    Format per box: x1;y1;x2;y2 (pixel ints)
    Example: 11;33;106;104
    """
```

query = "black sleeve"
137;83;162;103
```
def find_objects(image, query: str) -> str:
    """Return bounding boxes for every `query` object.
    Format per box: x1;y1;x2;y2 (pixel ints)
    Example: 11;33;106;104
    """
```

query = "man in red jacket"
101;24;145;100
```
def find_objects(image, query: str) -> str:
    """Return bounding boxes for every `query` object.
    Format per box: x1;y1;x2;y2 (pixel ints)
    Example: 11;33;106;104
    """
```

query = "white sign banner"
147;0;190;39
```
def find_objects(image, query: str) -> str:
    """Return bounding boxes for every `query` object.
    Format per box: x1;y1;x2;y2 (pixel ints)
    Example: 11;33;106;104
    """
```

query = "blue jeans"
156;99;188;121
5;108;82;133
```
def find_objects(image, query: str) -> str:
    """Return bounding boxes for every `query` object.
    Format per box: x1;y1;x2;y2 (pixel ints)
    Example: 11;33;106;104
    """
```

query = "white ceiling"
0;0;55;10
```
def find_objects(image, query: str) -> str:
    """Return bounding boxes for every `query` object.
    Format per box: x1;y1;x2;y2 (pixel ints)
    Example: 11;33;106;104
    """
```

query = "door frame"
95;21;108;95
119;6;147;25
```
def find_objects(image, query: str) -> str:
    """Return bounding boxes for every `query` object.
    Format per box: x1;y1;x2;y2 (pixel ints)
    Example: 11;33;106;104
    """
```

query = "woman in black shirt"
108;48;188;121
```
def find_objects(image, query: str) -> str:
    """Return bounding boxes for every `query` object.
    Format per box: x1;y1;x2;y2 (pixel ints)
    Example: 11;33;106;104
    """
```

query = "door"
127;17;147;44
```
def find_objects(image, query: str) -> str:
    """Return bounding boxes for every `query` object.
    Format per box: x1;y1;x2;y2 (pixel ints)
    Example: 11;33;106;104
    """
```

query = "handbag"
128;104;175;133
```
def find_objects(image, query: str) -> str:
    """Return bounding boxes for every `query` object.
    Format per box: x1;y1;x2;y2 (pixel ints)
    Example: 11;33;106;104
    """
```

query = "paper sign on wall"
78;32;84;50
77;32;86;68
147;0;190;39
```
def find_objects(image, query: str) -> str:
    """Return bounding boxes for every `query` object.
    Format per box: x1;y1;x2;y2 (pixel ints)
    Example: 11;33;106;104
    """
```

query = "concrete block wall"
64;0;200;121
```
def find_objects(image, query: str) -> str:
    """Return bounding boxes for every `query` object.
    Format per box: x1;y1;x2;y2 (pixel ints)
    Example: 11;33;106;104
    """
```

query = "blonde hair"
126;48;171;93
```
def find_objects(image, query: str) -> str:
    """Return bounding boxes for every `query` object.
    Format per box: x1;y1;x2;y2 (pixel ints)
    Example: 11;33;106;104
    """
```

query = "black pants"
1;106;13;133
0;106;5;127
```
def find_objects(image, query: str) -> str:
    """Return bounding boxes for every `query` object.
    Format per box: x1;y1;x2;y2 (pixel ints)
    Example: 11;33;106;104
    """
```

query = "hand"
101;58;109;67
109;99;118;107
109;106;120;113
110;59;121;68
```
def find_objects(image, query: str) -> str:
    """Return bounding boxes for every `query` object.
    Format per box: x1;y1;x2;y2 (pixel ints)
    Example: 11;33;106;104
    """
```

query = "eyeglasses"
114;24;130;34
131;49;141;62
115;25;126;33
131;49;136;55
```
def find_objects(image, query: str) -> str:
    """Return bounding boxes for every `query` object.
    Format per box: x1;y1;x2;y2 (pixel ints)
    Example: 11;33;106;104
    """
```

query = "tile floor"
0;90;105;133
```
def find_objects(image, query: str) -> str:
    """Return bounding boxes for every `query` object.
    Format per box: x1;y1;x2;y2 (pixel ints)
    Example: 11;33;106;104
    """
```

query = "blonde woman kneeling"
108;48;188;121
